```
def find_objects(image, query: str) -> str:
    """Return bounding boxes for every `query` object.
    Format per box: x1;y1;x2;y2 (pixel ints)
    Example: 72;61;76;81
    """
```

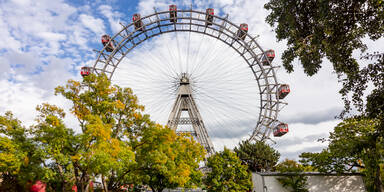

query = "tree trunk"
102;175;109;192
375;164;384;192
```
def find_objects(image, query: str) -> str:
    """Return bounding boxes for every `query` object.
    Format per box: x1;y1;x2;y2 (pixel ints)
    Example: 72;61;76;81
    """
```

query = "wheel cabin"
262;49;275;65
205;8;214;26
278;84;290;99
80;66;91;77
169;5;177;22
273;123;288;137
133;13;144;31
237;23;248;40
101;34;115;52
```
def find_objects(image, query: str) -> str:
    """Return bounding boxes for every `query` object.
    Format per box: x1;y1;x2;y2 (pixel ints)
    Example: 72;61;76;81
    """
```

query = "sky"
0;0;383;161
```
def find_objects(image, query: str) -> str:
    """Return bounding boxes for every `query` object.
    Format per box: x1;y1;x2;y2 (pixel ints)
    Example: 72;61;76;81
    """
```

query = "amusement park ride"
81;5;290;155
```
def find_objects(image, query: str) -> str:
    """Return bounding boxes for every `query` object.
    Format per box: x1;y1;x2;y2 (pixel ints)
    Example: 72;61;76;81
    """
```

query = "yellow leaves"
71;154;81;161
115;100;125;110
23;156;29;166
35;103;66;125
85;116;112;140
109;138;122;157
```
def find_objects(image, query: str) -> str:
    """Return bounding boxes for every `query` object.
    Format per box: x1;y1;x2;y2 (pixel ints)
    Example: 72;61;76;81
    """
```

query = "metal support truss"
167;73;215;155
92;7;287;142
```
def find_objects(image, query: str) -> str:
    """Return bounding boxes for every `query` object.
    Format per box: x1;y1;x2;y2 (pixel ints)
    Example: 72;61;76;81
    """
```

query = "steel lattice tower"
167;73;215;156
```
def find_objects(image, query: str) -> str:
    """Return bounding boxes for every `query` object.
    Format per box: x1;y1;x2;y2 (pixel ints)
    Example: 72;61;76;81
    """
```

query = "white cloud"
79;14;105;35
98;5;123;34
0;0;102;133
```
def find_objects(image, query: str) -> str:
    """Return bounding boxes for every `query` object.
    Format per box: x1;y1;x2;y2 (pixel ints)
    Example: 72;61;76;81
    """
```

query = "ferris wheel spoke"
189;36;220;76
131;45;178;78
189;33;206;75
175;32;184;73
194;89;259;115
192;49;243;82
186;31;192;74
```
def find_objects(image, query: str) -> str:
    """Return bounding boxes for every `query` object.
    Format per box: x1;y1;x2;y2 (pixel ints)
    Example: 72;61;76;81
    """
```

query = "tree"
265;1;384;190
264;0;384;75
32;103;78;191
55;74;139;191
276;159;309;192
264;0;384;113
234;140;280;172
0;112;44;191
204;148;252;192
300;117;384;191
133;126;205;192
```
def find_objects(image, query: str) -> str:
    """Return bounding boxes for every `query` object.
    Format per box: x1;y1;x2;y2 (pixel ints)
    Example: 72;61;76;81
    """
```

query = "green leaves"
265;0;383;76
204;148;252;192
265;0;384;114
299;117;384;191
276;159;309;192
134;125;205;191
234;140;280;172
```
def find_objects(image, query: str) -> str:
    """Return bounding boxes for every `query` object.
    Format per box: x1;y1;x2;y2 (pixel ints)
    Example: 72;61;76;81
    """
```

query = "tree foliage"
265;1;384;190
0;112;44;191
0;74;205;192
276;159;309;192
300;117;384;191
134;127;205;192
204;148;252;192
234;140;280;172
264;0;384;113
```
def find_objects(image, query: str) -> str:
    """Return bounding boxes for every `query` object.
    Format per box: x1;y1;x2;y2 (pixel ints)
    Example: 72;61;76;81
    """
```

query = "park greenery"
0;74;205;192
265;0;384;191
235;140;280;172
276;159;309;192
203;148;252;192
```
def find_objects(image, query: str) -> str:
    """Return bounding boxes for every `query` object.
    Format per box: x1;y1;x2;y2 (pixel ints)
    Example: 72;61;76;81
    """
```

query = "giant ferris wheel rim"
92;7;285;141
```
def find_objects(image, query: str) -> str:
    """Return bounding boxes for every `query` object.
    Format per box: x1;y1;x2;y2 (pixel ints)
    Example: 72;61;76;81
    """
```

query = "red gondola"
101;35;115;52
80;66;91;77
273;123;288;137
278;84;290;99
262;49;275;65
169;5;177;23
133;13;144;31
205;8;214;26
237;23;248;40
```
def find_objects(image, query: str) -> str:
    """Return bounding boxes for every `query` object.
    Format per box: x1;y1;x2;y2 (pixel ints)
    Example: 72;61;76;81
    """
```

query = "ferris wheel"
82;5;290;154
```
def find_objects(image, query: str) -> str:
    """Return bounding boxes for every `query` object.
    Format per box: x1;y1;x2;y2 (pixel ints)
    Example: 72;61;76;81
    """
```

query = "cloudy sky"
1;0;382;160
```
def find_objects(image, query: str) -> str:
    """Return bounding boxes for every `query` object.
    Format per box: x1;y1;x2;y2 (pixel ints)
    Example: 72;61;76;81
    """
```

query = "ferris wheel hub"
180;73;190;85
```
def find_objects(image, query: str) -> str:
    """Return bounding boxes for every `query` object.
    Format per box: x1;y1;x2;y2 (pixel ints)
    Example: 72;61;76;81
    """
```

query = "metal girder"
92;7;285;143
168;117;199;125
167;74;215;156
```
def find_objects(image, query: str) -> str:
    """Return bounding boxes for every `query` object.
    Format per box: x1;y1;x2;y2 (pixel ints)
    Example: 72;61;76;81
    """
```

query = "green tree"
55;74;138;191
133;126;205;192
276;159;309;192
264;0;384;115
32;103;78;191
265;1;384;191
204;148;252;192
300;117;384;191
0;112;44;191
264;0;383;77
234;140;280;172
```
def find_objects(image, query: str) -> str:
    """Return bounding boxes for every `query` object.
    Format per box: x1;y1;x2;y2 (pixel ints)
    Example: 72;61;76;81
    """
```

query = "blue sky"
1;0;383;160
